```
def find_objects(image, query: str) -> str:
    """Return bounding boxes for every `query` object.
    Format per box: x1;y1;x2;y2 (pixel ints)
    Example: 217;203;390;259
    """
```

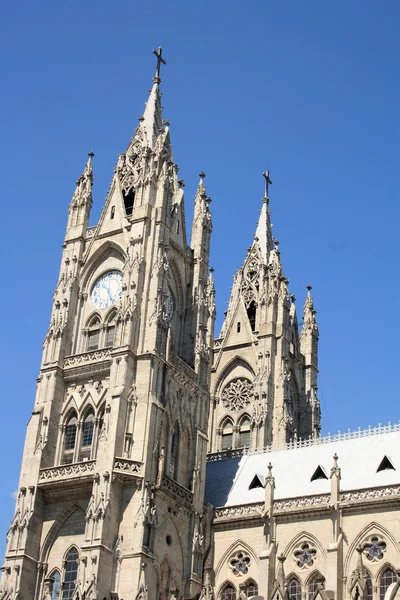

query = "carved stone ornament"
293;541;317;569
229;551;251;576
362;535;387;562
221;378;253;411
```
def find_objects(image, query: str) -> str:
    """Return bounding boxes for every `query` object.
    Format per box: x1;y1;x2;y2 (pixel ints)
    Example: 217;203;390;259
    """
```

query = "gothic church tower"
208;174;320;452
1;50;215;600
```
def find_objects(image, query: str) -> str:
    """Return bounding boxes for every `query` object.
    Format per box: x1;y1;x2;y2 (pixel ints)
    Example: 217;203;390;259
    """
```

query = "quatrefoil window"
362;536;387;562
222;379;253;411
293;542;317;569
229;551;251;576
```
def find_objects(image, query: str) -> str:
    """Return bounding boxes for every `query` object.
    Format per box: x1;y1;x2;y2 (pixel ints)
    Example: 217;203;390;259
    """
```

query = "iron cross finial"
153;47;166;82
262;170;272;198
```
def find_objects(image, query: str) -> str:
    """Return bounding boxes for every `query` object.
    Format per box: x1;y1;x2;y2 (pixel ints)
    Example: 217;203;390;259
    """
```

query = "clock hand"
101;282;113;302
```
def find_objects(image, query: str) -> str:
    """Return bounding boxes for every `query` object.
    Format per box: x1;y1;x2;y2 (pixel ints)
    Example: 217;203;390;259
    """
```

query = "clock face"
91;271;122;309
166;295;174;321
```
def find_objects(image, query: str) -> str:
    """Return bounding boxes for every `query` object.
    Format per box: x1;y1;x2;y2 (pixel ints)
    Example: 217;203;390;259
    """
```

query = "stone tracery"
221;379;253;412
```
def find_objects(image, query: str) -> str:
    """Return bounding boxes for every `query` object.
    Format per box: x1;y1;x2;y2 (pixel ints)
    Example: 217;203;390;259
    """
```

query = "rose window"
229;551;251;576
293;542;317;569
222;379;253;411
362;536;387;562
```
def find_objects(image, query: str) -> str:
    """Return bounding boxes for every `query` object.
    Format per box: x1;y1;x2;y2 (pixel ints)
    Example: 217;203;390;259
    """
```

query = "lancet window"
238;415;251;447
78;409;95;461
62;413;77;465
380;568;396;600
169;422;180;480
61;547;79;600
221;418;234;450
307;575;324;600
287;579;302;600
243;582;258;598
221;584;236;600
50;570;61;600
87;316;101;351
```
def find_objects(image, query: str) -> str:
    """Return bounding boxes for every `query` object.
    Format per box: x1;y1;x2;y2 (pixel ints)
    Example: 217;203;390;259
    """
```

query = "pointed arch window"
307;575;324;600
221;418;234;450
365;573;373;600
61;547;79;600
238;415;251;448
288;579;302;600
247;301;257;332
221;584;236;600
244;581;258;598
105;312;116;348
50;570;61;600
62;413;77;465
87;316;101;351
79;409;94;461
169;422;180;480
380;568;396;600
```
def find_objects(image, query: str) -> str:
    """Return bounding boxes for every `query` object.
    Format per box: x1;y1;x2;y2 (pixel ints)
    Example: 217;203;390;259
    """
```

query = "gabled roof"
205;425;400;507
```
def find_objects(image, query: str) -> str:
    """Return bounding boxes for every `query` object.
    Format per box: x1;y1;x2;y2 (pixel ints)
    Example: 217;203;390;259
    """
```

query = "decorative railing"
113;458;143;476
207;448;245;462
161;476;193;505
64;348;112;369
86;226;97;238
208;421;400;461
341;485;400;504
168;353;198;385
214;503;263;519
274;494;330;511
39;460;96;483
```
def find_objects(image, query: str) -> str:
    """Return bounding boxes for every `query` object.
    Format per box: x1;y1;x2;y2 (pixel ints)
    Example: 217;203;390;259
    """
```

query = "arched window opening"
62;547;79;600
105;313;116;348
160;559;171;600
50;570;61;600
87;316;101;351
221;419;234;451
238;416;251;448
221;584;236;600
169;423;180;480
123;188;135;217
288;579;302;600
244;581;258;598
380;568;396;600
79;410;95;461
247;301;257;332
62;413;77;465
308;576;324;600
365;573;373;600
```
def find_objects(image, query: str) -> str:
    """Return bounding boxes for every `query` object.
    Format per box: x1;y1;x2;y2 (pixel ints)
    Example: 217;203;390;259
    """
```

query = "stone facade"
1;54;400;600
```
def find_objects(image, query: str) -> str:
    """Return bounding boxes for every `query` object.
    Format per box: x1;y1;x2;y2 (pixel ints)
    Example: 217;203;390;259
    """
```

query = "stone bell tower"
208;172;320;453
1;49;215;600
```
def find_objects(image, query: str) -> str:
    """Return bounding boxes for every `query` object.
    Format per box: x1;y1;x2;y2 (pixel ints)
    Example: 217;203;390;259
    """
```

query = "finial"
267;462;273;477
262;170;272;198
307;284;312;292
333;453;339;468
153;46;166;82
88;151;94;158
291;294;296;303
199;172;206;179
277;553;286;564
210;267;214;273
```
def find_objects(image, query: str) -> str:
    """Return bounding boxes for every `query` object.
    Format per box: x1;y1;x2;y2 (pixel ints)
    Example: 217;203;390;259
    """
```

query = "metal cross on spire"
262;170;272;199
153;47;166;82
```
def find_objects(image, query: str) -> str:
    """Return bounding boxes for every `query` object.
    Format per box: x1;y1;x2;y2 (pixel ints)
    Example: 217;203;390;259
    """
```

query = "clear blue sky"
0;1;399;550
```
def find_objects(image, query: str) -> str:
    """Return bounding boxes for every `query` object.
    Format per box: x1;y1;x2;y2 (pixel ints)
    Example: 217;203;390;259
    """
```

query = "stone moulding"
64;348;112;369
340;485;400;503
161;475;193;505
274;494;330;512
38;460;96;483
113;458;143;477
214;503;263;519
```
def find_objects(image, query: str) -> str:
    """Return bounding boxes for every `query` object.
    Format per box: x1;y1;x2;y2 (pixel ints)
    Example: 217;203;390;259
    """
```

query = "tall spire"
255;171;274;264
141;47;167;149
